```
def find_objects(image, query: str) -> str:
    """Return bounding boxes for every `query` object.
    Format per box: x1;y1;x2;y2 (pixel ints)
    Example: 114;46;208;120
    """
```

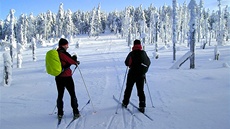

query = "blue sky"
0;0;228;20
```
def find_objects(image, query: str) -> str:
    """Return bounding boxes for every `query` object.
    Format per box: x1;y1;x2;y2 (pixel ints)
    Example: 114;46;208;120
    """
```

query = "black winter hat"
134;39;141;45
59;38;68;47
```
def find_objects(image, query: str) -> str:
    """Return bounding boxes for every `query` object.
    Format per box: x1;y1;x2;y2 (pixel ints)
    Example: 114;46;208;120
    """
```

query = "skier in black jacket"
122;39;151;113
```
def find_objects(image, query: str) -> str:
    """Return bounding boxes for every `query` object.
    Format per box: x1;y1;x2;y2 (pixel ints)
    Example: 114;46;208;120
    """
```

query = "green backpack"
45;49;62;76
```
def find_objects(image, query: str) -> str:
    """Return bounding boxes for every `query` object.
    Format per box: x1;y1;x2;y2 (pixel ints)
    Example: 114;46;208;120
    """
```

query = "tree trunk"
190;29;195;69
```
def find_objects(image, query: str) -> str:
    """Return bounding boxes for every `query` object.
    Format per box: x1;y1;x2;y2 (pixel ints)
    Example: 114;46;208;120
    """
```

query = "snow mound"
223;62;230;68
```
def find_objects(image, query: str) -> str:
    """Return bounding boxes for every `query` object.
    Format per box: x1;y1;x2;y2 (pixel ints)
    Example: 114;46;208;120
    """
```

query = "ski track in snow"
68;36;130;129
100;38;144;129
105;115;115;129
121;108;127;128
69;117;83;129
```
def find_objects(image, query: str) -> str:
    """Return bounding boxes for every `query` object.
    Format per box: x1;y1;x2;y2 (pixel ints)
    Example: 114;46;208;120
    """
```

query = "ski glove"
75;61;80;66
72;55;77;61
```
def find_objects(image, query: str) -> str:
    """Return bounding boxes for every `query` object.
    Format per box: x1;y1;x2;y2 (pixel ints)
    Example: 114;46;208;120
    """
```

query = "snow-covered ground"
0;34;230;129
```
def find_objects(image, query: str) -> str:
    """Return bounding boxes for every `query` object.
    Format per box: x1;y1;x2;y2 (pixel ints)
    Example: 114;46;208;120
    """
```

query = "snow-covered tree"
56;3;65;37
94;4;103;34
223;5;229;41
161;5;171;45
226;6;230;41
7;9;17;65
208;10;217;46
89;8;96;37
197;0;204;43
107;11;122;34
133;5;146;36
122;6;132;45
63;9;75;37
3;52;12;86
16;14;27;46
16;23;25;68
3;10;16;41
139;6;147;50
27;13;36;42
17;42;24;68
100;11;107;33
217;0;224;46
82;12;91;34
180;2;189;45
75;39;80;48
214;45;220;60
172;0;178;61
146;4;156;44
45;10;56;39
188;0;197;69
36;13;46;40
72;10;82;34
89;4;103;37
0;1;228;57
31;37;36;61
152;11;160;54
0;20;3;39
202;8;209;49
131;17;138;40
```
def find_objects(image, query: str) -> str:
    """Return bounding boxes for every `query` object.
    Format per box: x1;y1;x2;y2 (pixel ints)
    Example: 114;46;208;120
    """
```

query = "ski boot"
138;107;145;113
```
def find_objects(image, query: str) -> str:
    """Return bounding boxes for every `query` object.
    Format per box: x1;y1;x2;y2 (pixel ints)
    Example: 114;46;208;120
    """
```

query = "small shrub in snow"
214;45;220;60
2;52;12;86
223;63;230;68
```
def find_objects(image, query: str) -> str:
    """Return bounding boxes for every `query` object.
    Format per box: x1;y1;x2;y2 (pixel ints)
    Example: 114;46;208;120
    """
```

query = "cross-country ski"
65;114;80;129
129;101;154;121
113;95;136;117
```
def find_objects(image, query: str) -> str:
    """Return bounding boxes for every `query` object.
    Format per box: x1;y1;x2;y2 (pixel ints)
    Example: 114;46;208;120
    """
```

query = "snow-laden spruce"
1;1;229;48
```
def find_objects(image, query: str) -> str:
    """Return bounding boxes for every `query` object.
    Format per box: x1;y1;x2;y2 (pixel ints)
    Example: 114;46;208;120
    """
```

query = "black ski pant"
55;76;78;115
123;73;146;107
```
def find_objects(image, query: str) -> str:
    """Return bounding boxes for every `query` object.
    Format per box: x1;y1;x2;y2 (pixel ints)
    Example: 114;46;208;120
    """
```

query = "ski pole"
77;66;96;113
145;76;155;108
72;65;78;75
115;67;128;114
49;105;57;115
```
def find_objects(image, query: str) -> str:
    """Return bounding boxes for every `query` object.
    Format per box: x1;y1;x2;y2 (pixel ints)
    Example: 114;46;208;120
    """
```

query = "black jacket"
125;49;151;75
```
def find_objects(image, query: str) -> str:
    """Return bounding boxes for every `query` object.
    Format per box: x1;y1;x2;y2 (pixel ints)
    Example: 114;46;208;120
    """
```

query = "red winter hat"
58;38;68;47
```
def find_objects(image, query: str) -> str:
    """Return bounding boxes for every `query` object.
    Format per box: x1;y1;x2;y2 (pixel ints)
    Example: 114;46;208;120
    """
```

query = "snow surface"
0;34;230;129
